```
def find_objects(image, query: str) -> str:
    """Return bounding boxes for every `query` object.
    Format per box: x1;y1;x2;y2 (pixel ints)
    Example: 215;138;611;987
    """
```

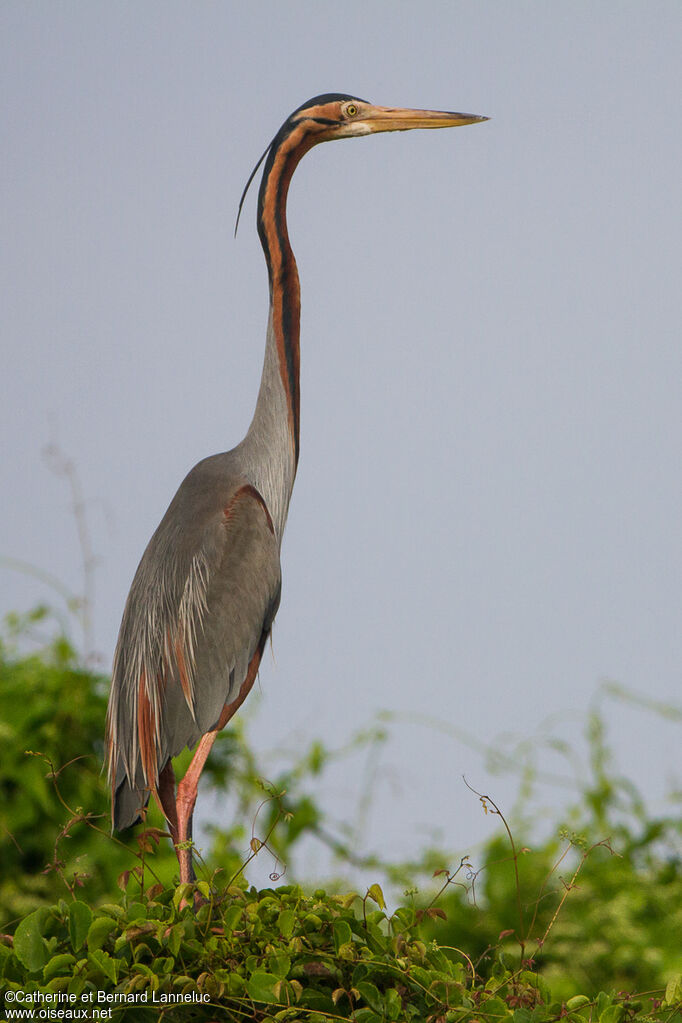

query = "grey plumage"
107;318;289;828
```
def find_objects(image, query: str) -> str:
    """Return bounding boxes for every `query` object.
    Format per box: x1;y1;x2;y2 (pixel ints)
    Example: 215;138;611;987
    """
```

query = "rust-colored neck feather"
257;122;315;466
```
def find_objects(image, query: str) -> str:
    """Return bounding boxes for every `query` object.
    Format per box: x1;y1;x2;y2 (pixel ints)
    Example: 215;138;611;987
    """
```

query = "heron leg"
174;645;265;884
175;729;219;883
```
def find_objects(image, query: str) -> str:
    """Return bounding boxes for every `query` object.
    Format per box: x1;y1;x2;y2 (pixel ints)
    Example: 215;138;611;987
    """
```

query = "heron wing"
107;460;281;828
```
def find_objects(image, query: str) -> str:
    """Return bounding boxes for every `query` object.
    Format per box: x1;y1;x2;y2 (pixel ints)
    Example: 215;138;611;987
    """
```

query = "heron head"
236;93;487;234
289;93;488;141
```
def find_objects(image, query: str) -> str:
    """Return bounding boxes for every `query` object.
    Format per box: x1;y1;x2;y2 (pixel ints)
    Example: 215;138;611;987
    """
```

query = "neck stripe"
258;123;311;465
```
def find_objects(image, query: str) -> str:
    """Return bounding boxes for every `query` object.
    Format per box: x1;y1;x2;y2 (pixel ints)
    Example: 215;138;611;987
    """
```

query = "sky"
2;2;681;887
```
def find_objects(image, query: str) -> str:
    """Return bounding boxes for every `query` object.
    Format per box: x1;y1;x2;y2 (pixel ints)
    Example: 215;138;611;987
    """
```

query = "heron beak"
358;106;489;134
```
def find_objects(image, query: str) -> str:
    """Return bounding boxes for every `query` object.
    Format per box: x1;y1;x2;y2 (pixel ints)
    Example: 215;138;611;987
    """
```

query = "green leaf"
166;923;183;957
384;987;403;1021
98;904;126;919
43;953;76;981
267;951;291;979
172;884;194;911
353;1010;382;1023
151;955;175;975
196;881;211;900
277;908;296;938
333;919;353;953
87;916;117;951
356;980;383;1013
226;973;247;996
221;904;242;933
366;883;386;910
391;906;415;931
247;970;280;1003
299;987;336;1012
595;993;613;1015
131;962;157;981
68;901;92;952
665;975;682;1007
567;996;591;1011
409;965;433;989
88;949;118;983
126;901;146;920
599;1007;625;1023
363;919;388;953
68;973;86;998
13;908;49;972
480;995;510;1019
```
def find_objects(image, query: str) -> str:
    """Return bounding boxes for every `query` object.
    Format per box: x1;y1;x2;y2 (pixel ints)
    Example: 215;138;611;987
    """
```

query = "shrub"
4;878;680;1021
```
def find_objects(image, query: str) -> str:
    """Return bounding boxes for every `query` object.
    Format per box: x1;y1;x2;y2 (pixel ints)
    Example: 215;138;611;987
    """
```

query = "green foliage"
3;879;679;1021
422;829;682;1004
416;716;682;1003
1;607;681;1019
0;608;143;920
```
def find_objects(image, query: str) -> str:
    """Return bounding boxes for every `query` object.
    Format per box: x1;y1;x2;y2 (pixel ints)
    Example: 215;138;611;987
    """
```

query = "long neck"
241;122;314;541
256;122;316;464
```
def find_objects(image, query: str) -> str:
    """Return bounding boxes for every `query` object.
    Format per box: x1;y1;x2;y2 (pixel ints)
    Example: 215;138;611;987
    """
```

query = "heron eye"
345;104;358;117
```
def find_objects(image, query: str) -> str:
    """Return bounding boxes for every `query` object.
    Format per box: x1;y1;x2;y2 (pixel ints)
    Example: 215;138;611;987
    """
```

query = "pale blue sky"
2;2;681;885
